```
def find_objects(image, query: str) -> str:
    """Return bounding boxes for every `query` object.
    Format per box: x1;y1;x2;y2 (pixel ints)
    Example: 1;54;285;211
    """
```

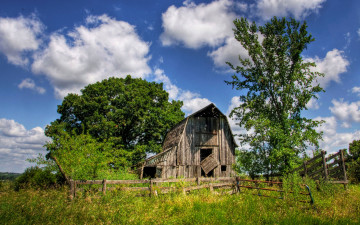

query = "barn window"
200;149;212;161
221;165;227;172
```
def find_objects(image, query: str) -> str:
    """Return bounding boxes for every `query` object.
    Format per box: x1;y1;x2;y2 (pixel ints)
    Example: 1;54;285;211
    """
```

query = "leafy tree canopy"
347;139;360;183
45;76;185;169
227;17;324;175
349;139;360;160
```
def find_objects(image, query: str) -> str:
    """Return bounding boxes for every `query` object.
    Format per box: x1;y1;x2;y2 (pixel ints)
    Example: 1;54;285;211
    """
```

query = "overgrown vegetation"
1;178;359;224
13;166;64;191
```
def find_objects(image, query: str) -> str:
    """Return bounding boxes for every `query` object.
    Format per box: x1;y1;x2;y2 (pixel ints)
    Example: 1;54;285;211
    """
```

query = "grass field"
1;181;360;224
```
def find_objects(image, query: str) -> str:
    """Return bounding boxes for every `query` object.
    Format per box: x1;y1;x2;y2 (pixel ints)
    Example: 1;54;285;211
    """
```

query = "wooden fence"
69;176;314;204
293;150;348;184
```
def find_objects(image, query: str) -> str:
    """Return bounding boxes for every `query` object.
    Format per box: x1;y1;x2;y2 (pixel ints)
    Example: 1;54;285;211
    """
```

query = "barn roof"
143;103;238;167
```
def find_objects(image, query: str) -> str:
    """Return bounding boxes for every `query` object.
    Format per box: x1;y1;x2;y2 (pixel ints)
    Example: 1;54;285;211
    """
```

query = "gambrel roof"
143;103;238;167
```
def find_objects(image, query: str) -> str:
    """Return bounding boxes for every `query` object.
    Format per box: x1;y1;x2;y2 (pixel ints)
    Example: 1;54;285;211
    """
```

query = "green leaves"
227;17;324;175
45;76;185;172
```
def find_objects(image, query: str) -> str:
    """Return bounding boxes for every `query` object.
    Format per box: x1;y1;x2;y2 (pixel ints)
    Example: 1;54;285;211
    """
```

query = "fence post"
303;161;308;177
149;179;153;197
102;179;107;195
209;183;213;193
73;180;76;198
69;179;74;200
340;149;348;189
235;177;240;193
321;151;328;180
196;177;200;186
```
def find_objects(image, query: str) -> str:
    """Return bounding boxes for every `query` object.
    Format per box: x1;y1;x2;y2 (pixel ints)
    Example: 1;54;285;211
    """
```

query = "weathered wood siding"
145;104;236;179
162;120;186;150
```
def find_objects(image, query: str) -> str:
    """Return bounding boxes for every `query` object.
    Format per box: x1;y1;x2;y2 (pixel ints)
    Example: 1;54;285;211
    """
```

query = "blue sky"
0;0;359;173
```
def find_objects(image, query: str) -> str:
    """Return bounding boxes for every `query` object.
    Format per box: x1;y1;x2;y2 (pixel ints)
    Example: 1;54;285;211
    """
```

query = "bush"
347;140;360;183
14;166;64;191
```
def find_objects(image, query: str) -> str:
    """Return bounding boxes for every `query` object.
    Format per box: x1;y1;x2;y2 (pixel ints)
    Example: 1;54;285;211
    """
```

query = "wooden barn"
140;103;237;179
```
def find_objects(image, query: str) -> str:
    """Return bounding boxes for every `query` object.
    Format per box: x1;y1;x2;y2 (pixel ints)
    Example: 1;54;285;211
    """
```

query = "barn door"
200;149;218;177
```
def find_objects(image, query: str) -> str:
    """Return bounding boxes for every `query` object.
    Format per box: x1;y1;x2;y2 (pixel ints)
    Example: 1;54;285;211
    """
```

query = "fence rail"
69;176;313;204
293;150;348;185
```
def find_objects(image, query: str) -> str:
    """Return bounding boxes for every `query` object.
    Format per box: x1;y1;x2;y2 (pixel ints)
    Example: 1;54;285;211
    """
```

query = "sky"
0;0;359;173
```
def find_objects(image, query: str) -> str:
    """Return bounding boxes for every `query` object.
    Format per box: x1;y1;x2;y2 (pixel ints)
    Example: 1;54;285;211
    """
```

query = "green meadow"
1;180;359;225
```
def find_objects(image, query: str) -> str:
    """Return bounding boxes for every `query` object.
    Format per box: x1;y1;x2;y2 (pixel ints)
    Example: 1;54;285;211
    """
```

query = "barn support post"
140;163;144;179
321;151;328;180
102;179;107;195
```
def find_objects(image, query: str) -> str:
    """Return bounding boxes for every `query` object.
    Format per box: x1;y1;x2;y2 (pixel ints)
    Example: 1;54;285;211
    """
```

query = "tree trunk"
51;155;70;185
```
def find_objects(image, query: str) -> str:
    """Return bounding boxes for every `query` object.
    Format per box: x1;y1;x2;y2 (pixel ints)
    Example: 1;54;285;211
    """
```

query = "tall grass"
1;180;359;224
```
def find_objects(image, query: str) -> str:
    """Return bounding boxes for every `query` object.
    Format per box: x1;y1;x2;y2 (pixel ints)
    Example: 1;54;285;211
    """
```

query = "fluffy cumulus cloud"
255;0;326;20
18;78;46;94
0;14;44;66
207;37;248;68
0;118;50;173
179;91;212;114
160;0;236;48
153;68;211;114
32;14;151;98
330;99;360;128
314;116;360;154
352;86;360;96
307;49;349;89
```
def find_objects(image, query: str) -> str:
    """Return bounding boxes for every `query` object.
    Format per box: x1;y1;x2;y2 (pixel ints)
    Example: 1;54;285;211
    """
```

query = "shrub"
14;166;64;191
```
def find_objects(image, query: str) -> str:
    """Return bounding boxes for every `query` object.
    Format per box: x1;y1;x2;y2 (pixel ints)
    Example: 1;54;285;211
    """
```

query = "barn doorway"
200;148;214;177
143;166;156;178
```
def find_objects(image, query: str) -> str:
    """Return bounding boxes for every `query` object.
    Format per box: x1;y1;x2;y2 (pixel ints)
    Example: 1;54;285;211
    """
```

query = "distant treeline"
0;172;21;180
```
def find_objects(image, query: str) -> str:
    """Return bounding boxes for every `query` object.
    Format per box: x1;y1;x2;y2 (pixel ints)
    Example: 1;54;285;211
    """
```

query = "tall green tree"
227;17;324;175
347;139;360;182
45;76;185;168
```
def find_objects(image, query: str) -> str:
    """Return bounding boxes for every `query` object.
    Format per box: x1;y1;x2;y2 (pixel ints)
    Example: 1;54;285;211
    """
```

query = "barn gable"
140;103;237;179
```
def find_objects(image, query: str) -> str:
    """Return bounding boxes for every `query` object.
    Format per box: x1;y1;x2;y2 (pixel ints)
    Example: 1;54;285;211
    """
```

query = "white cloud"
344;32;351;49
208;37;249;68
255;0;326;20
225;96;251;147
329;99;360;128
357;28;360;38
352;86;360;96
153;68;211;114
160;0;236;48
0;14;44;66
306;95;320;110
314;116;360;154
154;68;180;100
18;78;46;94
226;96;243;132
0;118;50;173
180;94;212;114
307;49;349;89
32;14;151;98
